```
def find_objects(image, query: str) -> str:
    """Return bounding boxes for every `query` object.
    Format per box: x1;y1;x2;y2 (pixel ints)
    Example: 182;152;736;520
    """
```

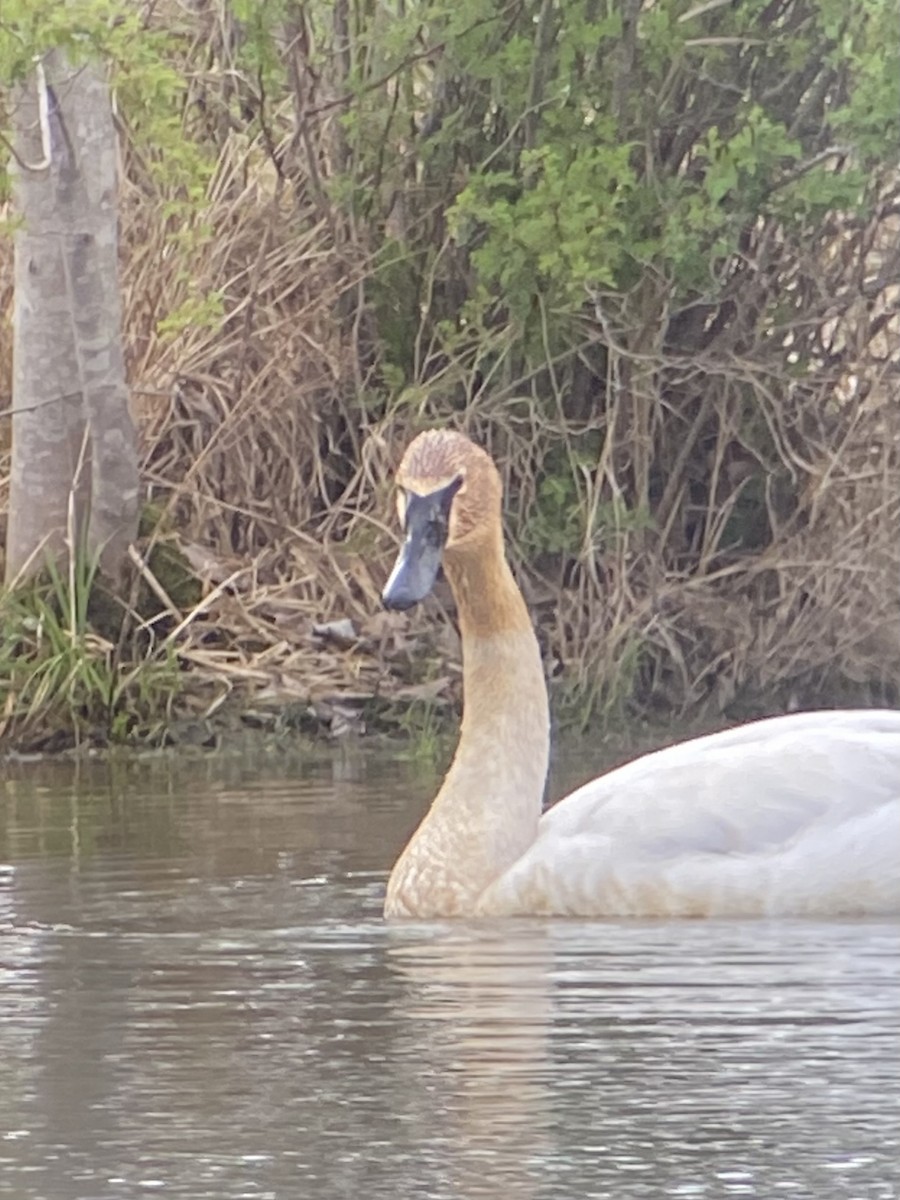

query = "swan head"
382;430;502;611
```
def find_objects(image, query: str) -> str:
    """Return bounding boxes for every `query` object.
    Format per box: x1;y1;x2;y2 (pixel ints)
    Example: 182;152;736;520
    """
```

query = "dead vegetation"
2;0;900;751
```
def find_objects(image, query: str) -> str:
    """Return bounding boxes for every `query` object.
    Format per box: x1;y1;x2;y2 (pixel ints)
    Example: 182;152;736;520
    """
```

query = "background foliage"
2;0;900;736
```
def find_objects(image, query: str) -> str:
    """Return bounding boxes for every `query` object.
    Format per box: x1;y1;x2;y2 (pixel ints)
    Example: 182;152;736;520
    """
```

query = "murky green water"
1;747;898;1199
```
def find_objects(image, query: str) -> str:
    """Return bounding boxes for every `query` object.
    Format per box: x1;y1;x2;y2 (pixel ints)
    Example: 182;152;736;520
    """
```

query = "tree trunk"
5;51;139;585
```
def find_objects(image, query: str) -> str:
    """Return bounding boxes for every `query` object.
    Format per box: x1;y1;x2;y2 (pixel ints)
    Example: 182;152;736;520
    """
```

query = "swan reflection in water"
385;916;900;1198
389;922;555;1198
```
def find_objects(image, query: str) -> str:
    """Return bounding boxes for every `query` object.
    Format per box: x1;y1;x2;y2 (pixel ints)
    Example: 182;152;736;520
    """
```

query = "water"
1;748;898;1199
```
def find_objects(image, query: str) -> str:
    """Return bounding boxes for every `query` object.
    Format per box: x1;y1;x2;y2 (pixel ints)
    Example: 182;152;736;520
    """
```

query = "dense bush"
2;0;900;730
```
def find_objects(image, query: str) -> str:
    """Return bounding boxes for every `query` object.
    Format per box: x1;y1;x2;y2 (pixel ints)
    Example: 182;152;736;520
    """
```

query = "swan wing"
478;710;900;917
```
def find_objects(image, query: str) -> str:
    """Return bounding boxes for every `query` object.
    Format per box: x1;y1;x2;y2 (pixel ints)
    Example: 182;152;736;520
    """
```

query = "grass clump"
0;554;181;753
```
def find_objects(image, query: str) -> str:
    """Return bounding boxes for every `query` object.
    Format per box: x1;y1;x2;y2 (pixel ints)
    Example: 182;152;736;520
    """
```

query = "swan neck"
384;535;550;917
444;534;534;639
444;538;549;753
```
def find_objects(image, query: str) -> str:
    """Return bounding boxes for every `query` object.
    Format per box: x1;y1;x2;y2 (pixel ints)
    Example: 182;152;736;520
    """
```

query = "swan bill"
382;477;462;610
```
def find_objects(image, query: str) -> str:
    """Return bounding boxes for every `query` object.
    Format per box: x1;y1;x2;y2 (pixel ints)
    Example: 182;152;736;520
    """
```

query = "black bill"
382;477;462;611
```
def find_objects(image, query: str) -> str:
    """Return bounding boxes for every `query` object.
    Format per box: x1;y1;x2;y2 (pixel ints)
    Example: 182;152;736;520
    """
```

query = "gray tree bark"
5;51;139;585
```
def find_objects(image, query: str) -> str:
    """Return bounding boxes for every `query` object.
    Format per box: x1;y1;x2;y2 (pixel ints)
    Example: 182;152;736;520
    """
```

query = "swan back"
478;710;900;917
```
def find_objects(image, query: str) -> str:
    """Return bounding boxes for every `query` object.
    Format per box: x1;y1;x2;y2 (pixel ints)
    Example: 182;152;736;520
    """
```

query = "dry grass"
110;162;455;739
4;141;900;739
2;8;900;747
0;111;447;745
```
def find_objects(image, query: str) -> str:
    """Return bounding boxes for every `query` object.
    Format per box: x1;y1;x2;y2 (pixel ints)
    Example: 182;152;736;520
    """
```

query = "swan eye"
425;518;446;547
439;474;464;521
400;475;463;536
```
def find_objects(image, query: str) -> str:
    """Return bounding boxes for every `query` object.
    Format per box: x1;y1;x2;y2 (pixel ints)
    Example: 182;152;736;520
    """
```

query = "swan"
380;429;900;918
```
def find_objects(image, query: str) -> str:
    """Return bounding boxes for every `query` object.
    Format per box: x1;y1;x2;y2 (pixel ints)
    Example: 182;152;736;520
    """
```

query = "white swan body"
478;709;900;917
381;430;900;919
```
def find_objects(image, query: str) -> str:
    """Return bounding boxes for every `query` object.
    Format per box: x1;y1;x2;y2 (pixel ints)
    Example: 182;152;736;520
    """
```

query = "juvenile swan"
381;430;900;918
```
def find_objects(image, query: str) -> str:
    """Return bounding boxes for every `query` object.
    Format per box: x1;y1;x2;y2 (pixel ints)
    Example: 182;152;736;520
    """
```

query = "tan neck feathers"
444;537;531;639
